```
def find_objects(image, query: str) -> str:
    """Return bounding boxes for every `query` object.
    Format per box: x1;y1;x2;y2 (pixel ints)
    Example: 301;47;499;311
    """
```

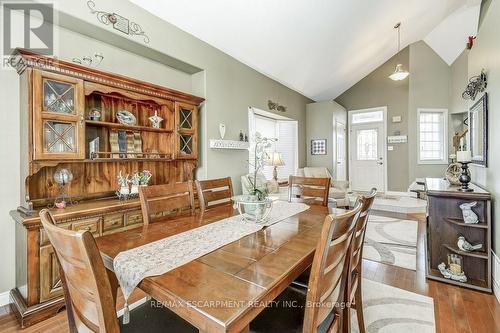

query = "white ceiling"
131;0;481;101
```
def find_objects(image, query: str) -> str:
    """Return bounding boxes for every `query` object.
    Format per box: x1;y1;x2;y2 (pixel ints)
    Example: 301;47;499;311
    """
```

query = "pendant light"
389;22;410;81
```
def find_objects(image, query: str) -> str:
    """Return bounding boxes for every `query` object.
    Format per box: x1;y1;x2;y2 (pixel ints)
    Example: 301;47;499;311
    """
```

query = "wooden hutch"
425;178;492;292
8;49;204;327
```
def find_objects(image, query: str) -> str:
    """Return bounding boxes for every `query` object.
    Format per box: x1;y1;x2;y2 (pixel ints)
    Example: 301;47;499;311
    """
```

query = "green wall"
306;101;347;176
468;0;500;254
0;1;311;294
336;47;410;192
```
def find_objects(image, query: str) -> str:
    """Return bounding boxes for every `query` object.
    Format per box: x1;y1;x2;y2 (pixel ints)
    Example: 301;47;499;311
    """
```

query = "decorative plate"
116;110;137;126
445;163;466;185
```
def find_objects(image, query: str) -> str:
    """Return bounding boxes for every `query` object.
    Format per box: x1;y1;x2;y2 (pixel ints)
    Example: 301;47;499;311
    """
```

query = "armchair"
296;167;350;207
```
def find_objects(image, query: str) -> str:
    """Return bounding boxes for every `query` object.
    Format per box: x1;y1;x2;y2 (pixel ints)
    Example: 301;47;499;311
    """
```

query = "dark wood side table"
425;178;492;292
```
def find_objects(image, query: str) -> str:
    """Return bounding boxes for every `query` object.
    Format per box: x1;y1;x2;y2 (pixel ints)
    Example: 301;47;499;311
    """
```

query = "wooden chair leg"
342;303;351;333
355;281;366;333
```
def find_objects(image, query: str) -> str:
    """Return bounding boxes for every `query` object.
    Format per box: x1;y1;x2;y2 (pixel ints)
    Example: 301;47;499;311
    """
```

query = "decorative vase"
119;186;130;196
232;195;273;224
130;184;139;195
219;123;226;140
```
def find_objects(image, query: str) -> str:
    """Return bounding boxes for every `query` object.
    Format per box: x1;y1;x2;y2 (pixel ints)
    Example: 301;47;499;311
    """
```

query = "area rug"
351;279;435;333
362;215;418;270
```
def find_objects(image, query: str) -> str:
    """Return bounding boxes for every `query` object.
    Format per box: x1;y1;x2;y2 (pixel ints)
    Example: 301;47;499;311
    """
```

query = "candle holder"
458;162;473;192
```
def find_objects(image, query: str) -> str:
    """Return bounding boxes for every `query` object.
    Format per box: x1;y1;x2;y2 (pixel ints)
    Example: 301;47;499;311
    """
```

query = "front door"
335;121;346;180
350;120;385;192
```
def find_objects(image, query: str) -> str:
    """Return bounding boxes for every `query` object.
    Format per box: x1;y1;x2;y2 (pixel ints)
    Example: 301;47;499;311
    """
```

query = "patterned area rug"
351;279;435;333
363;215;418;270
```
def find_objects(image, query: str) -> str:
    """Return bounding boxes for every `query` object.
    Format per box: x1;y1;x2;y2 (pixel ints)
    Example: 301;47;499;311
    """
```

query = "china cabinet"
8;49;204;327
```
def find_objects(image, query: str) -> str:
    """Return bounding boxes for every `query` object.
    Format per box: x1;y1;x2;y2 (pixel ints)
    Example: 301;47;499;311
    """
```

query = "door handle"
377;162;383;165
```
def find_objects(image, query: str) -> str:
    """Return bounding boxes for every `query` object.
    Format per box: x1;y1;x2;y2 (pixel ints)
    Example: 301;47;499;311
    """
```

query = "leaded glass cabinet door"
175;102;198;159
33;70;85;160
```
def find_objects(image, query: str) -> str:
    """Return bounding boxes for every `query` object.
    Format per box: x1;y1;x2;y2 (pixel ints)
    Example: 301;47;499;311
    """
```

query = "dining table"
96;202;346;333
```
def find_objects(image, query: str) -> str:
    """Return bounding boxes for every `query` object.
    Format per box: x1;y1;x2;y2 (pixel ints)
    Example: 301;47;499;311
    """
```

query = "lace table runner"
114;201;309;323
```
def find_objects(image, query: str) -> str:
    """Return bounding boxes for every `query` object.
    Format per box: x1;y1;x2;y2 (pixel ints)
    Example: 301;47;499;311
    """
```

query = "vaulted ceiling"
131;0;481;101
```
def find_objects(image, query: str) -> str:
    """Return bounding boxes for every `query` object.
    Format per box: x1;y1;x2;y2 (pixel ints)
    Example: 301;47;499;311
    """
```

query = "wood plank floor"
0;211;499;332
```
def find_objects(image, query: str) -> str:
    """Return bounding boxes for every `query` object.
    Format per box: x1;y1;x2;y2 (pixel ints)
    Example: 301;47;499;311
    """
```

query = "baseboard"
493;250;500;305
386;191;414;197
0;290;10;307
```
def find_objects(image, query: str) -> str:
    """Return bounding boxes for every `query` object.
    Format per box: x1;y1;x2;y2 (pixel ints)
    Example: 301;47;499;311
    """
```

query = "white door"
350;121;385;192
335;121;346;180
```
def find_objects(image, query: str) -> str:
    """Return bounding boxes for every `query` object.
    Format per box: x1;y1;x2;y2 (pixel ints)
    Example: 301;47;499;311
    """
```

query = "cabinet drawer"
72;217;101;236
103;213;124;234
126;211;143;226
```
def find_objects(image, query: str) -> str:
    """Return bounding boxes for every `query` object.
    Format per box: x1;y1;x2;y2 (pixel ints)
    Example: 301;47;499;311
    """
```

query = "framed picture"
470;93;488;166
311;139;327;155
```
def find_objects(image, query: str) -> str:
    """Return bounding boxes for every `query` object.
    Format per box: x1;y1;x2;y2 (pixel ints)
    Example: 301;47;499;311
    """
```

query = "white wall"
0;69;20;296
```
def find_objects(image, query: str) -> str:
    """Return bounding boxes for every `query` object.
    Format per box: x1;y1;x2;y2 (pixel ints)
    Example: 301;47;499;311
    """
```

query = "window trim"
417;108;448;165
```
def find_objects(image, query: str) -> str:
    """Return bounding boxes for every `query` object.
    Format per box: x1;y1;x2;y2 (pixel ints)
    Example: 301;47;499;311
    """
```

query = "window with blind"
417;108;448;164
248;111;298;180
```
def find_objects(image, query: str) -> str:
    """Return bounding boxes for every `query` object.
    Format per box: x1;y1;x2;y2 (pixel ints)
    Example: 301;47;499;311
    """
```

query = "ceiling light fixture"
389;22;410;81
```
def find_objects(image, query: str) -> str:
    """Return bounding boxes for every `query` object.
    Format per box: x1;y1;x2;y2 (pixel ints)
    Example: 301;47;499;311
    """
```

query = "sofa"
296;167;350;207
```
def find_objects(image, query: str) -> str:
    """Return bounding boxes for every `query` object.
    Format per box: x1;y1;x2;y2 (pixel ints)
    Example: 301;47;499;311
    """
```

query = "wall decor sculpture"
87;0;150;43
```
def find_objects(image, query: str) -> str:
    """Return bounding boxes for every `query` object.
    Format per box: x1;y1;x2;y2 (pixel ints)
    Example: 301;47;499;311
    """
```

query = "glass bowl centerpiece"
232;133;275;223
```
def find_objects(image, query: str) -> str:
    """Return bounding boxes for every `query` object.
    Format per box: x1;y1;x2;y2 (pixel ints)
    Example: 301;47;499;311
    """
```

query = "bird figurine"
457;236;483;252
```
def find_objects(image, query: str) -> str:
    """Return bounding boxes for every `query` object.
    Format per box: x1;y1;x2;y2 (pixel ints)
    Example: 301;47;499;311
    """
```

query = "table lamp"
266;152;285;181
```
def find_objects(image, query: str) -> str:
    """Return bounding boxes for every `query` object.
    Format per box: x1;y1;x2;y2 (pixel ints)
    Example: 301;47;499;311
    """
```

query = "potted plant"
233;133;276;223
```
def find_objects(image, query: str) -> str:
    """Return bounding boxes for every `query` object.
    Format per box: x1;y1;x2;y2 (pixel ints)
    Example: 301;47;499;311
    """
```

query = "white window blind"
249;112;298;180
418;109;448;164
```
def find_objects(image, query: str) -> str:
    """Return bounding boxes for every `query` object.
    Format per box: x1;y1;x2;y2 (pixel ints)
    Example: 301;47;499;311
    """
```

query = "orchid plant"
247;133;276;200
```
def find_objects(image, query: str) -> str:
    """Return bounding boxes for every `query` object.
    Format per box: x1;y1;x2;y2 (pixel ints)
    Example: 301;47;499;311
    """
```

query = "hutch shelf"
425;178;492;293
8;49;204;327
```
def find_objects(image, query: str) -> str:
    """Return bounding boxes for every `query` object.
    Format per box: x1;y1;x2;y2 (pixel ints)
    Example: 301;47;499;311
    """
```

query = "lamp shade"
389;64;409;81
266;152;285;166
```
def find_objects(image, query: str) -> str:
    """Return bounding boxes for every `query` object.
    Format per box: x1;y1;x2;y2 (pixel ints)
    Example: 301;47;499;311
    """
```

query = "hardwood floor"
0;211;499;332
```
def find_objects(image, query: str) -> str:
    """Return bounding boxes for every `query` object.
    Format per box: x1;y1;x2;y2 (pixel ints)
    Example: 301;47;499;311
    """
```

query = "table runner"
114;201;309;323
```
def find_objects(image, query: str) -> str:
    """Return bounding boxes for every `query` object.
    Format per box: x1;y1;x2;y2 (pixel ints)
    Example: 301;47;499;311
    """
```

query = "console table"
425;178;492;292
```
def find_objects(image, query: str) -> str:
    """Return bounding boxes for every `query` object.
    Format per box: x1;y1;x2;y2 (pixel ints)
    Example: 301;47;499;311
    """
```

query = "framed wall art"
311;139;327;155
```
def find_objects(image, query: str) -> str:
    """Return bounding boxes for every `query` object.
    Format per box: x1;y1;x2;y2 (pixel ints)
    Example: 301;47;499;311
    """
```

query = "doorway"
349;107;387;193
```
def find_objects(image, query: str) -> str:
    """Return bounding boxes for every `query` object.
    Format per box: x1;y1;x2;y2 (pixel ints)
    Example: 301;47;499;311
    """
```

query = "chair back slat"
288;176;331;206
39;209;119;333
196;177;233;212
139;182;195;225
346;188;377;302
303;200;362;333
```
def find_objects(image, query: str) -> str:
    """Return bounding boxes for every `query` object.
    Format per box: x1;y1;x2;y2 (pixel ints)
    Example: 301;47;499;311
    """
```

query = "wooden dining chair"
289;175;331;206
39;209;197;333
250;200;362;333
139;181;195;225
343;188;377;333
195;177;233;212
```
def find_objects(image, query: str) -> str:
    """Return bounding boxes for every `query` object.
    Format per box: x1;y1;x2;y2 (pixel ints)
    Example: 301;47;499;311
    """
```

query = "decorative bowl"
88;107;101;121
116;110;137;126
232;195;273;224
